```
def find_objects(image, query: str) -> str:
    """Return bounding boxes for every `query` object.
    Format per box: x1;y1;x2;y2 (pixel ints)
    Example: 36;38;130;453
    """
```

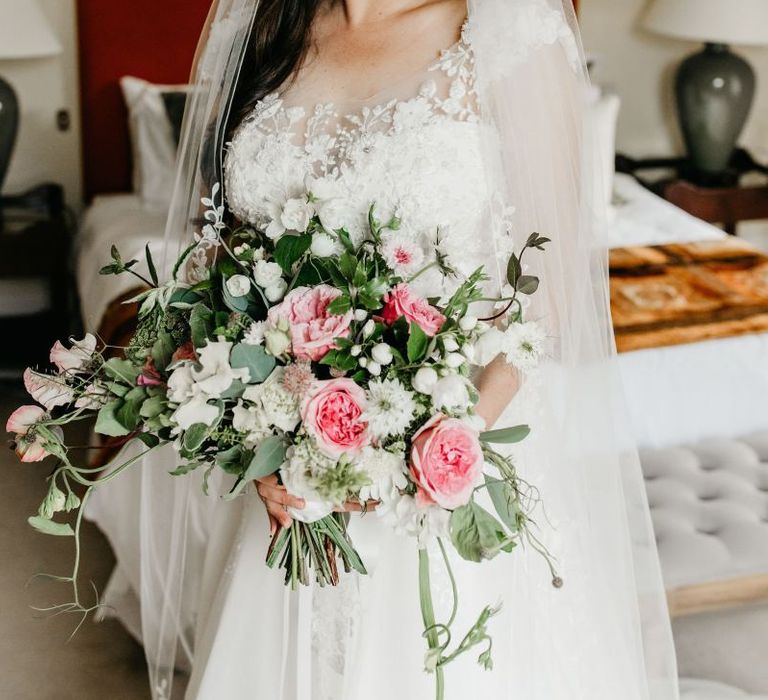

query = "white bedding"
76;193;167;333
76;178;768;449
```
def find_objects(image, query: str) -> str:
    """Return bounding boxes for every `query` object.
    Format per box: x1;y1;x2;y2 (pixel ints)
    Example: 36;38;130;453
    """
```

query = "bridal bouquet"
7;182;553;695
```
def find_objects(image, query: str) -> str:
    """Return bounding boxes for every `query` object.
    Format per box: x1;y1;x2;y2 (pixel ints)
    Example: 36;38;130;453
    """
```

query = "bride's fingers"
335;500;380;513
256;482;306;511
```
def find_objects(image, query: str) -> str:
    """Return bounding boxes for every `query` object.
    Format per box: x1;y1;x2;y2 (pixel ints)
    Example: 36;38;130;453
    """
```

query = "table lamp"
642;0;768;184
0;0;62;192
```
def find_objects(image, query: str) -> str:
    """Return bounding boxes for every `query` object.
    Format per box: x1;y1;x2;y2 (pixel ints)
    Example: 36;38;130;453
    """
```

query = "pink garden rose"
410;415;484;510
6;405;56;463
381;283;445;337
268;285;354;361
301;378;370;458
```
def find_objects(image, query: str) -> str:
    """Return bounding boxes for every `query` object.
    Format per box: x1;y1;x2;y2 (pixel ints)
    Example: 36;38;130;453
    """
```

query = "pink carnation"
381;283;445;337
410;415;484;510
268;285;353;361
301;378;370;459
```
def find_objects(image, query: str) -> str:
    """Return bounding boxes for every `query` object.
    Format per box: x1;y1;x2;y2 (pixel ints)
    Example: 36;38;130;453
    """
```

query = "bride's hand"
255;474;305;534
334;500;380;513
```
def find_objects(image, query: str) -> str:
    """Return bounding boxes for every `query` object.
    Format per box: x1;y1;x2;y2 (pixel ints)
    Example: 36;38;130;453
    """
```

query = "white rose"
430;375;471;412
253;260;284;288
226;274;251;298
310;232;339;258
265;279;288;302
317;198;349;232
371;343;393;366
280;197;314;232
412;367;439;395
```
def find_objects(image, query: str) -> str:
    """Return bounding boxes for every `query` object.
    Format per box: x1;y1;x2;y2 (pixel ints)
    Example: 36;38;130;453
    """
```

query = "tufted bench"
681;679;768;699
640;431;768;616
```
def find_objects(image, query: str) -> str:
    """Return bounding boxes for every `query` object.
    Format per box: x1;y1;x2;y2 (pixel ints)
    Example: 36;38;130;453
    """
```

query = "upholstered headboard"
77;0;580;201
77;0;212;200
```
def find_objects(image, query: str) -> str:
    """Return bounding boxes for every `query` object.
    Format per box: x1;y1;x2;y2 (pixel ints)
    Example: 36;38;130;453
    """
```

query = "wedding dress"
93;1;679;699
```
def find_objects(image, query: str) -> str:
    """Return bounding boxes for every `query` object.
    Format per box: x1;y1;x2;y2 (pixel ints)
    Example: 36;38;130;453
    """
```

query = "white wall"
1;0;82;207
580;0;768;161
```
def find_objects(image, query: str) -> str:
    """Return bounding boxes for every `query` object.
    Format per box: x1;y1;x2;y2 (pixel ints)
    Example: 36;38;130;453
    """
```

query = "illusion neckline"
274;17;471;109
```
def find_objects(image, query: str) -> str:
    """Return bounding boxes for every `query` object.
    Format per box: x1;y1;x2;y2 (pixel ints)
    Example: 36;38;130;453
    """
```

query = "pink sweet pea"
268;285;354;361
410;415;484;510
301;378;370;458
50;334;97;373
6;405;55;463
381;283;445;337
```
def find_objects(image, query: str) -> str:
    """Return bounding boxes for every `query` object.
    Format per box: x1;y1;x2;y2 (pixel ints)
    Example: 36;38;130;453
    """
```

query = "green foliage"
450;501;515;563
225;437;286;501
407;322;429;363
274;233;312;274
28;516;74;537
95;401;131;437
484;476;520;533
480;425;530;444
230;343;276;383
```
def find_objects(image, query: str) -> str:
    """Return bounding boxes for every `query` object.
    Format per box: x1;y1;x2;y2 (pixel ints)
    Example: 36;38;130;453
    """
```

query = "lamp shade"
0;0;62;60
643;0;768;46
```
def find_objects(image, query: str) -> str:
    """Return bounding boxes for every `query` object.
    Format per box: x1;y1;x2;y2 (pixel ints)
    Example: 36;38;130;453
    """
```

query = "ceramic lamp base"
676;43;755;184
0;74;19;193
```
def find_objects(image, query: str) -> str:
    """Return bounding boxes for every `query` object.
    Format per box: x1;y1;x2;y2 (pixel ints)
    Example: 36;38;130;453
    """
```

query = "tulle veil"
122;1;682;697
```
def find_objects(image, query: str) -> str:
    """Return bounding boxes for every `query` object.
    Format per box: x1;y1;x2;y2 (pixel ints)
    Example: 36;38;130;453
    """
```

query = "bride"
106;0;680;698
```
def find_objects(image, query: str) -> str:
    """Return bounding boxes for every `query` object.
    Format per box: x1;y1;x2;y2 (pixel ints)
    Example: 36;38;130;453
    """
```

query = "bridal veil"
128;1;681;698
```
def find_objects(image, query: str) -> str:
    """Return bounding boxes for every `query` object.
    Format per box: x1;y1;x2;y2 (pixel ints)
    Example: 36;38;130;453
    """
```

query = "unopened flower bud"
354;309;368;322
351;345;362;357
367;361;382;376
445;352;466;369
362;320;376;338
459;315;478;332
371;343;393;366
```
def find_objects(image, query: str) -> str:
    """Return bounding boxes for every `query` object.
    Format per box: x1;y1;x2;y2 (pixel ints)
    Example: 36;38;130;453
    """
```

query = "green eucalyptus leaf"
506;255;522;288
137;433;161;449
190;304;214;348
225;437;286;501
484;475;520;533
103;358;140;385
480;425;530;444
516;275;539;296
230;344;276;384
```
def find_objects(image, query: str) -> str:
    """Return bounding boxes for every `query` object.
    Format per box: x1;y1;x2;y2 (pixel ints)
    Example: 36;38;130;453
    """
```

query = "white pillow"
120;76;187;212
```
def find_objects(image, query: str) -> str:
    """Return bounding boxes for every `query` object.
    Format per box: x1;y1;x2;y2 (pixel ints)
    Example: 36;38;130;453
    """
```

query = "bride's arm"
474;357;522;430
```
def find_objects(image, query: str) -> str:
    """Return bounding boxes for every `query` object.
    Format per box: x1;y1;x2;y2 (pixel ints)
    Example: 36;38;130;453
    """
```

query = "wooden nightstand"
616;149;768;236
0;211;77;372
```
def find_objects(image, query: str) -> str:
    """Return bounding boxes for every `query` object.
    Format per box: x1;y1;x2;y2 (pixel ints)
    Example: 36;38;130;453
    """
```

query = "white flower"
264;325;291;357
472;327;506;367
244;368;301;433
233;243;250;257
377;491;450;547
354;309;368;322
310;232;339;258
280;197;314;233
503;321;547;370
172;395;219;432
412;367;439;395
430;375;471;412
371;343;393;366
265;279;288;302
380;232;425;277
193;340;250;397
252;246;266;262
445;352;466;369
363;378;417;440
75;381;110;410
232;400;271;447
442;335;460;352
357;446;408;501
243;321;267;346
226;274;251;298
317;199;350;233
23;368;74;410
280;439;336;521
362;320;376;338
459;315;478;332
167;363;197;404
367;361;382;377
253;260;284;288
50;334;97;373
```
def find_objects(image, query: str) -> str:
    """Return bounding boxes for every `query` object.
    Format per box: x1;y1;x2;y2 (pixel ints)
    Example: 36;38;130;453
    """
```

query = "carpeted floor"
0;385;151;700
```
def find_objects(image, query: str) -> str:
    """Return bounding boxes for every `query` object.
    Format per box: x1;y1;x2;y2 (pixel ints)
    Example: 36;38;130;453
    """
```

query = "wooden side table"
0;212;76;371
616;149;768;236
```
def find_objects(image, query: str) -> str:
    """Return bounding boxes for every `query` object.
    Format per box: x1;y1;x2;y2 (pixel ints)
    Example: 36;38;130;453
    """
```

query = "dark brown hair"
229;0;325;132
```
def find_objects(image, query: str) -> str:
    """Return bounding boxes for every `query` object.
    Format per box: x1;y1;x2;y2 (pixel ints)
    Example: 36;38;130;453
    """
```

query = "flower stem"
419;548;445;700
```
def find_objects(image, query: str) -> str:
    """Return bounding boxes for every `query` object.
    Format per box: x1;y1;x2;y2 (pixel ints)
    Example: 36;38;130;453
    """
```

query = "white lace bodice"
224;24;508;298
